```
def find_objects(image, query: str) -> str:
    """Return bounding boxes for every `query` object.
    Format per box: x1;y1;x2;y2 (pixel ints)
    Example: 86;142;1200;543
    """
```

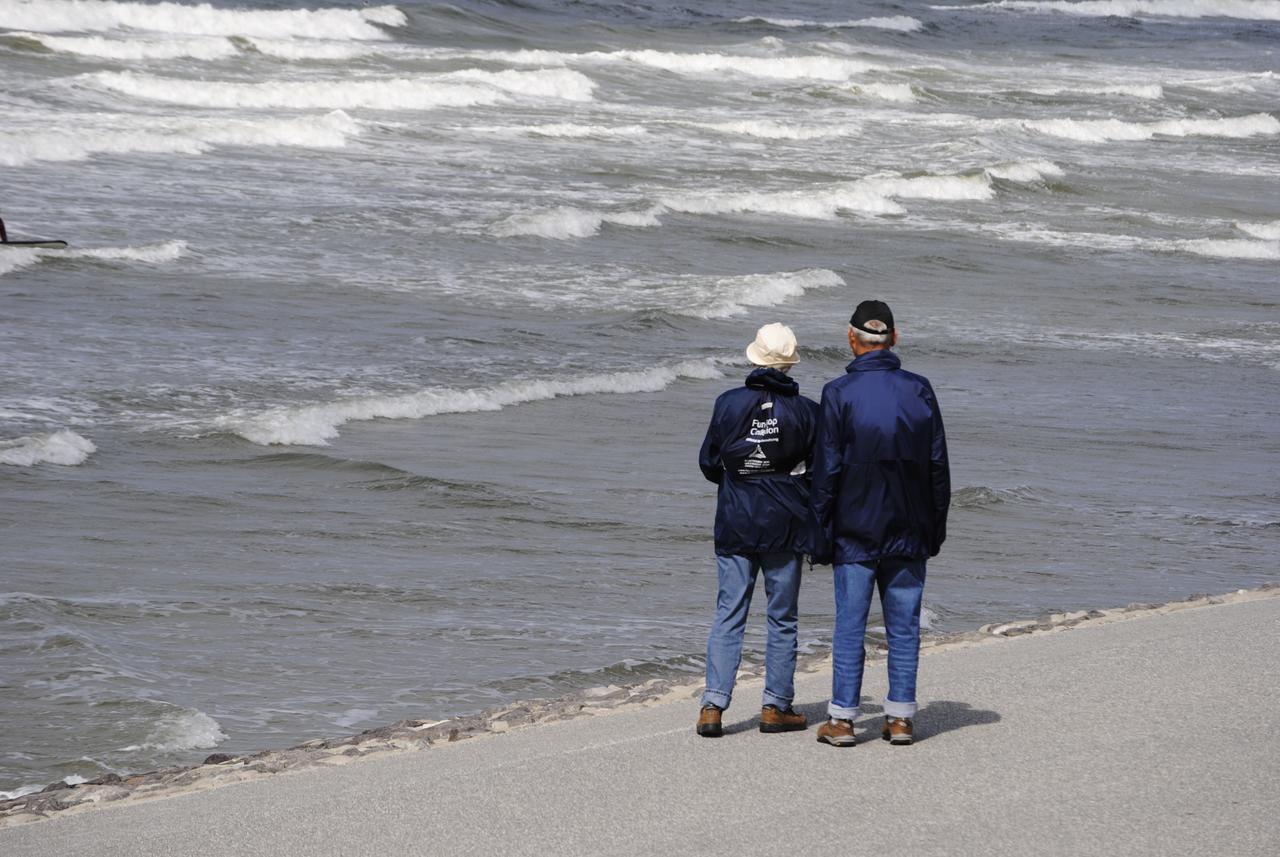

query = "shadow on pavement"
716;700;1000;740
785;699;1001;743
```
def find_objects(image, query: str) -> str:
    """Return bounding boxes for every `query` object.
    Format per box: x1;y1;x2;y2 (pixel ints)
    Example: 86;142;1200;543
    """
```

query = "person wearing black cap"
810;300;951;748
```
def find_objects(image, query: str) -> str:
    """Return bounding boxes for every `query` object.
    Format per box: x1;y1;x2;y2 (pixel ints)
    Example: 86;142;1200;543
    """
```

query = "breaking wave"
1175;238;1280;260
220;360;724;446
1030;84;1165;99
686;119;862;140
0;430;96;467
984;160;1064;182
86;68;596;109
680;269;845;319
950;1;1280;21
462;47;880;82
0;111;360;166
735;15;926;32
492;206;662;239
658;172;997;220
498;166;1050;240
1024;113;1280;142
12;31;377;61
0;240;187;277
0;0;406;39
1238;220;1280;241
119;708;226;753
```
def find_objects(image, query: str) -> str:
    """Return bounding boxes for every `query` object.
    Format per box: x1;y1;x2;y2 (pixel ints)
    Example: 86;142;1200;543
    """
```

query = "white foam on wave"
492;206;662;240
736;15;926;32
119;708;226;753
984;160;1064;182
1238;220;1280;240
0;240;187;278
87;68;595;109
0;111;360;166
0;0;407;39
523;123;649;138
687;269;846;319
950;1;1280;21
976;221;1280;261
1176;238;1280;259
245;37;375;61
687;119;862;140
1031;84;1165;99
460;47;880;82
222;359;723;446
1025;113;1280;142
659;173;995;221
849;82;919;102
12;31;239;60
0;430;96;467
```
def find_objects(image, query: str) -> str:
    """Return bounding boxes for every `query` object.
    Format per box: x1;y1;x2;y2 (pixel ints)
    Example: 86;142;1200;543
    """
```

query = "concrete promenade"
4;595;1278;856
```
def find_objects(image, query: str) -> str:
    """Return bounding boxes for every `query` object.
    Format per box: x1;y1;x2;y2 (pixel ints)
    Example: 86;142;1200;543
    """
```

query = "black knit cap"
850;300;894;335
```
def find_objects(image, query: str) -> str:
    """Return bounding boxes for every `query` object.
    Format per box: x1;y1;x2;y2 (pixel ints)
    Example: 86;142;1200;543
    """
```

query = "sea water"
1;0;1277;796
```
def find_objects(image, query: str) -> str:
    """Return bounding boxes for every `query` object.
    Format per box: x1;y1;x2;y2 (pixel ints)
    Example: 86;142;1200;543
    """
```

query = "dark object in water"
0;216;68;249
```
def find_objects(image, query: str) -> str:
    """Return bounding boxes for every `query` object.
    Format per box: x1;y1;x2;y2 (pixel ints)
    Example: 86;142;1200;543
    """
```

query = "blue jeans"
829;558;926;721
702;551;803;711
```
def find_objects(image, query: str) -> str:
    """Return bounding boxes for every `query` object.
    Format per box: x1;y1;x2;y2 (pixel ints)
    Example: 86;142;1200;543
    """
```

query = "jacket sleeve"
698;400;723;485
809;386;843;564
926;384;951;556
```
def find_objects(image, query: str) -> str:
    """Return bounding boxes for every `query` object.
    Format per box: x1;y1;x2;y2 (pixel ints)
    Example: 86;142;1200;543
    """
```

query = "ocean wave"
119;708;226;753
520;123;649;138
686;119;862;140
244;37;376;61
1030;84;1165;99
492;206;662;239
461;47;880;82
1024;113;1280;142
86;68;595;109
680;269;845;319
0;430;96;467
0;111;361;166
10;31;239;60
0;0;406;39
658;172;996;220
220;359;723;446
837;82;919;102
1238;220;1280;240
1175;238;1280;260
953;485;1038;508
984;160;1065;182
948;1;1280;22
735;15;926;32
975;221;1280;262
0;240;187;279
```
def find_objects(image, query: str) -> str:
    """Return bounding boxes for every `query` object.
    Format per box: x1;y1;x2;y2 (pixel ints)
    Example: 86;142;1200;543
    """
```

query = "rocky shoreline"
3;583;1276;829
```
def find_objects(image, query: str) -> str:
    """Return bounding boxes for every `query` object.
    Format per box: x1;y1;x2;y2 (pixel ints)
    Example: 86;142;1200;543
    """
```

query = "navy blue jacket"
699;368;819;556
810;350;950;564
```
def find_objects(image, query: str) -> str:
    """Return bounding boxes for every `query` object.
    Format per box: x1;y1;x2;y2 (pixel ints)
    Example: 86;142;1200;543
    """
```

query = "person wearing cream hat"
695;322;818;737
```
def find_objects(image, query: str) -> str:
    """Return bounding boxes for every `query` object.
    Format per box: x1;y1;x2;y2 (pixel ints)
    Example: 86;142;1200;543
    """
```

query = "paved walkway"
4;596;1278;856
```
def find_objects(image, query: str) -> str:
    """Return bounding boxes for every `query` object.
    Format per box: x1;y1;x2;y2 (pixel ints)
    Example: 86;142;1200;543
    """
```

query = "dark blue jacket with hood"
699;368;819;557
810;350;950;565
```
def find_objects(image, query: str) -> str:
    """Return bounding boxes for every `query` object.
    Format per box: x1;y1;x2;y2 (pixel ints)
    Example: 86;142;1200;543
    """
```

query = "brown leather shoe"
882;716;913;745
759;704;807;733
696;704;723;738
816;718;856;747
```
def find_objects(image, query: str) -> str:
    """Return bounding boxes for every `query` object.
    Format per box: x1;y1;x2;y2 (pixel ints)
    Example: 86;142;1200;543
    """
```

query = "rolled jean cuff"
883;697;917;719
827;701;860;720
701;689;731;709
762;691;792;710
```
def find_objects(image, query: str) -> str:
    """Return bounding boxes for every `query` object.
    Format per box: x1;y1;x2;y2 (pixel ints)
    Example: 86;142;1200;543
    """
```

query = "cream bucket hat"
745;322;800;367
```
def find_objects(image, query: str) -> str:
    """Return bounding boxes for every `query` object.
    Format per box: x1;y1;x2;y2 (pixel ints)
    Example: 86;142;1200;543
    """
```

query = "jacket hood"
745;367;800;395
846;349;901;373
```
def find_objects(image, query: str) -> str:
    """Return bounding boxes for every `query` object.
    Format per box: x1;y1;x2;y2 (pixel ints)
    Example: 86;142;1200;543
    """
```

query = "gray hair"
849;320;891;346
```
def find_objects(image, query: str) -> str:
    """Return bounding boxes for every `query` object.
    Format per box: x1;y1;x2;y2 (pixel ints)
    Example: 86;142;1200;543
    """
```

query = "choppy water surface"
2;0;1278;796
